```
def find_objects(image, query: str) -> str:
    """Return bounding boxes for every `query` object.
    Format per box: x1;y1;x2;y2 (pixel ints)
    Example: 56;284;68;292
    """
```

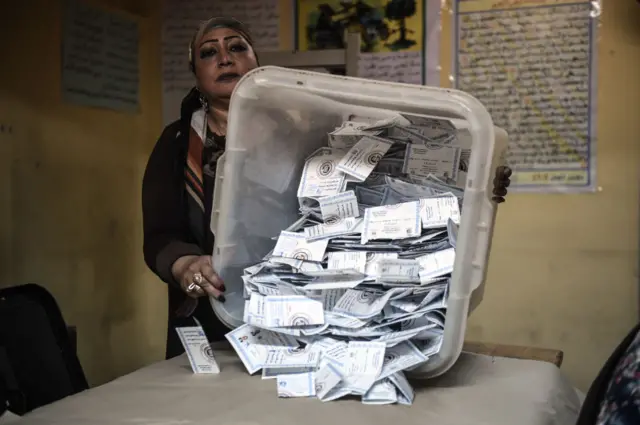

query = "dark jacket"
142;89;227;358
576;322;640;425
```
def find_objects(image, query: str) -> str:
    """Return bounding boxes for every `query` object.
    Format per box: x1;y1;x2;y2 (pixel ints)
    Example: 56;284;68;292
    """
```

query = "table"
12;345;582;425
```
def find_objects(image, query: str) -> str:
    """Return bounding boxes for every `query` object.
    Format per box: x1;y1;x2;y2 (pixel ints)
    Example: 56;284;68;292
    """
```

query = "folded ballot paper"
226;114;466;406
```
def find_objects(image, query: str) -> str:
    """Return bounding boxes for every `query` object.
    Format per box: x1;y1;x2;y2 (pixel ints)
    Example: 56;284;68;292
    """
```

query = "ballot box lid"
208;66;508;379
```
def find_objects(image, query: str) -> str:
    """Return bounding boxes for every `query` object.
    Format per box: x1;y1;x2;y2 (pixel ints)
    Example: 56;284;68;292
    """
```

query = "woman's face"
193;27;258;101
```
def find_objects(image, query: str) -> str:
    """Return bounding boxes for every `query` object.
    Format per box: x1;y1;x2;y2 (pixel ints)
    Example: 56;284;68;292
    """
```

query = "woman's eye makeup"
199;42;248;60
200;48;216;59
229;44;248;53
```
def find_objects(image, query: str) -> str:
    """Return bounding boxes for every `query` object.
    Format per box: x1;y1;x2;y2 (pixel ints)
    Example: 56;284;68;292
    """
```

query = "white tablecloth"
11;345;582;425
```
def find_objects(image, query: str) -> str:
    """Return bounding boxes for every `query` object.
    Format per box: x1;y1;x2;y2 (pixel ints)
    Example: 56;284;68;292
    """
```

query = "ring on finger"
190;285;204;294
187;283;205;293
187;272;204;293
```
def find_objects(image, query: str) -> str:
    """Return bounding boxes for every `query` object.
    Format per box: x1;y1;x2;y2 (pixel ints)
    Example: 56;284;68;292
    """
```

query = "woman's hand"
492;165;512;203
171;255;226;301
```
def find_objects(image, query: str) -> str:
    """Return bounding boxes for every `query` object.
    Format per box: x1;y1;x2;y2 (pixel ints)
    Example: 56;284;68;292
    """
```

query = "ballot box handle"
211;152;227;237
470;129;509;291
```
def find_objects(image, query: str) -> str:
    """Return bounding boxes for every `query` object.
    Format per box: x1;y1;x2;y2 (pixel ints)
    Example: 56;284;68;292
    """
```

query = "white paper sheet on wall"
296;0;441;86
62;0;140;112
162;0;280;125
452;0;598;192
356;1;442;86
357;51;422;85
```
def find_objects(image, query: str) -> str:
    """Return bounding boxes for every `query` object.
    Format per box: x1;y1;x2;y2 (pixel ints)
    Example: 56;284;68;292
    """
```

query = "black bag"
0;284;88;415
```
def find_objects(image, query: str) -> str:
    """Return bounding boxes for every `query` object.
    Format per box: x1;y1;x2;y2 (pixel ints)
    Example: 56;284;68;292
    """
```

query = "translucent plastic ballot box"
209;66;508;379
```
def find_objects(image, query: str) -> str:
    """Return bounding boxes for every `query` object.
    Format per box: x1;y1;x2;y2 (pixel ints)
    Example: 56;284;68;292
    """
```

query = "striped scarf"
185;109;207;214
183;108;227;249
183;108;216;250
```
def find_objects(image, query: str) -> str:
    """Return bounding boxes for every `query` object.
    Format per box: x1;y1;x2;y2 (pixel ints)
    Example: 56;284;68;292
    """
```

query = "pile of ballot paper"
226;113;466;405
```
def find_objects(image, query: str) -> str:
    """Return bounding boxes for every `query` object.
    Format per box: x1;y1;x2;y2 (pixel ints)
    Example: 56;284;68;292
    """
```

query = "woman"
142;17;512;359
142;17;259;359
